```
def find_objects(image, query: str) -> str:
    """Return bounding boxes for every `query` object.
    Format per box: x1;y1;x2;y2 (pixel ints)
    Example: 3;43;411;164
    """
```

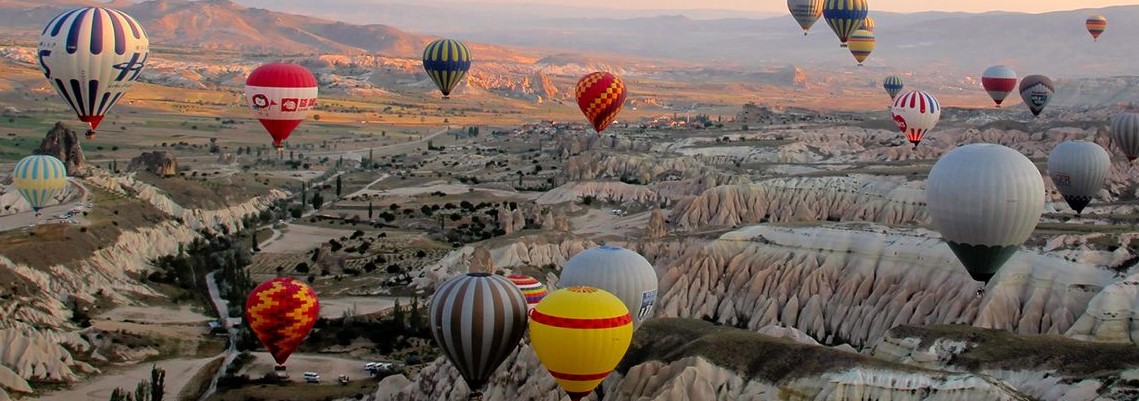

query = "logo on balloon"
892;114;908;132
1030;93;1048;106
638;290;656;319
1052;173;1071;187
281;98;298;112
251;94;270;109
111;52;148;82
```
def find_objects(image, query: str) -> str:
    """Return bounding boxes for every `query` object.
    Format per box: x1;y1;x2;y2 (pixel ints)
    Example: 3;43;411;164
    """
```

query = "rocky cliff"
127;151;179;177
34;122;86;176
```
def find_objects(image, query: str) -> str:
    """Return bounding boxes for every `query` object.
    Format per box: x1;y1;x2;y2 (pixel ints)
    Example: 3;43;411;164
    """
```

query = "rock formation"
34;122;85;175
127;151;179;177
644;208;667;239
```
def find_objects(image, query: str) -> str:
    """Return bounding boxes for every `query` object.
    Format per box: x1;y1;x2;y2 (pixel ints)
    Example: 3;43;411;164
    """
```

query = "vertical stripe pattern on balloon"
428;273;528;392
12;155;69;212
422;39;472;97
1111;112;1139;161
822;0;869;45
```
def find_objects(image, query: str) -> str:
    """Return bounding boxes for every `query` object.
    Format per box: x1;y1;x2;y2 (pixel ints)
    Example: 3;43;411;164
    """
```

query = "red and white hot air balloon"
981;65;1018;107
890;90;941;148
244;63;318;155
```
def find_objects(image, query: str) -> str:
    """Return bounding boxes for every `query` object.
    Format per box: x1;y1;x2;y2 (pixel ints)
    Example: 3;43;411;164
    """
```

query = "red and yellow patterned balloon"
245;277;320;365
575;71;628;134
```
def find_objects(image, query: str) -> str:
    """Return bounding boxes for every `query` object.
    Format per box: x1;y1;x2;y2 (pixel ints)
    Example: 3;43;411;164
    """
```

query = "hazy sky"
457;0;1139;13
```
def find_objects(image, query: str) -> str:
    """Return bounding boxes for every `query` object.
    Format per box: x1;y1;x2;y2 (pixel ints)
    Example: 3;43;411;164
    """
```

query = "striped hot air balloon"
244;63;318;154
1019;75;1054;117
981;65;1018;107
1110;112;1139;162
575;71;628;134
847;28;875;66
859;15;875;33
530;287;633;401
422;39;471;99
882;75;904;100
1086;15;1107;41
429;273;527;401
38;7;149;139
822;0;869;47
245;277;320;367
506;274;548;311
787;0;824;35
559;245;658;330
926;144;1044;284
1048;141;1110;215
890;90;941;147
12;155;69;214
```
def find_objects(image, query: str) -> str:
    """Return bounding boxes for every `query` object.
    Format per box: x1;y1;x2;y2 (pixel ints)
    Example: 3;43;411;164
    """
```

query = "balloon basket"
85;130;96;140
467;392;484;401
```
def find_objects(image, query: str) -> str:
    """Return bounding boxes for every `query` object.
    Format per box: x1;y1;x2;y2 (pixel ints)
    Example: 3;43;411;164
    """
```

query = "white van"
303;372;320;383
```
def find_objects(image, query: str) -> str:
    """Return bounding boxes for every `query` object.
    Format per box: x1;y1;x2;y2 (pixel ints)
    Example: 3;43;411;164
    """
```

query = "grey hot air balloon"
429;273;528;401
1018;75;1054;117
1048;141;1110;215
1110;112;1139;162
559;245;659;330
925;144;1044;284
787;0;824;35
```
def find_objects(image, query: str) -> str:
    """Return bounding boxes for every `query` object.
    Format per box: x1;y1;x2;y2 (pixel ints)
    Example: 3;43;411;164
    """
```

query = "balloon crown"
567;286;599;293
467;272;492;277
598;245;624;251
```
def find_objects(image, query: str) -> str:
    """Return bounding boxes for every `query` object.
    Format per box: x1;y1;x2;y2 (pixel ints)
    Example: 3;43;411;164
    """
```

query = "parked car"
303;372;320;383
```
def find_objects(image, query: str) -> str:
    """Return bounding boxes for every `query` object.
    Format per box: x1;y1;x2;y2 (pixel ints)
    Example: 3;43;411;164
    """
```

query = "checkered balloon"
575;71;628;134
245;277;320;366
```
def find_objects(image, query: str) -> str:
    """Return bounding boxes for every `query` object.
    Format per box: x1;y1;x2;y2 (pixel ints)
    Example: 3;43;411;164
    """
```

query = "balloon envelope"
787;0;824;34
1019;75;1054;117
925;144;1044;283
244;63;318;149
245;277;320;366
859;15;875;33
529;287;632;401
1048;141;1110;215
559;245;658;330
890;90;941;147
12;155;69;212
575;71;628;134
429;273;528;395
1111;112;1139;161
1086;15;1107;41
847;29;875;64
506;274;548;311
822;0;869;47
981;65;1017;107
882;75;904;100
422;39;471;98
38;7;149;135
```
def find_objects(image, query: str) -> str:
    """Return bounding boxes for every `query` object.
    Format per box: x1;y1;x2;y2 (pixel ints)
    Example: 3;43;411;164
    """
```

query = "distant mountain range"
0;0;1136;79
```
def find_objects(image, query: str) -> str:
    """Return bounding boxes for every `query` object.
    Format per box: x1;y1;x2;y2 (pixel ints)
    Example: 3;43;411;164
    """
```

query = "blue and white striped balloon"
12;155;69;212
37;7;149;137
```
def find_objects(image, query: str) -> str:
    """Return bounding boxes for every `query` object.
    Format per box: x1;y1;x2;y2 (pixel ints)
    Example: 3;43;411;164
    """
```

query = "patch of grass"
205;379;378;401
619;318;928;383
889;325;1139;378
134;171;273;209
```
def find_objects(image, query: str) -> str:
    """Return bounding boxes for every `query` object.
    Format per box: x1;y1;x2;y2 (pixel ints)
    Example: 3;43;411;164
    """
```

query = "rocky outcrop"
644;208;667;239
127;151;179;177
34;122;85;175
536;181;661;206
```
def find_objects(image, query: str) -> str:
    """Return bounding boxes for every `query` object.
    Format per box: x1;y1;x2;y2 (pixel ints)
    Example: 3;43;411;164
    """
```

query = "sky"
447;0;1139;13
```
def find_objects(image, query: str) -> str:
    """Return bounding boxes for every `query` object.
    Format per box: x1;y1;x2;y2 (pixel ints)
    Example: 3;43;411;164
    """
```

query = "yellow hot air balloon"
529;287;633;401
847;28;875;66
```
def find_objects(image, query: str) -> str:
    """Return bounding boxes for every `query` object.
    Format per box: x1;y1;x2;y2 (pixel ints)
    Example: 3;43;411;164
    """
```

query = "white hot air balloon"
1048;141;1109;216
1110;112;1139;162
891;90;941;148
38;7;149;139
558;245;658;329
925;144;1044;286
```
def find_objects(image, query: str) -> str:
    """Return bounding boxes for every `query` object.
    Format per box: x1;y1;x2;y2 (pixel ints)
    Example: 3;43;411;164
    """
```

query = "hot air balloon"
575;71;627;134
422;39;471;99
244;63;318;156
890;90;941;147
12;155;69;216
847;28;875;66
859;15;875;33
926;144;1044;285
38;7;149;140
529;286;633;401
1111;112;1139;162
1019;75;1054;117
1048;141;1109;216
981;65;1018;107
822;0;869;47
245;277;320;368
1086;15;1107;41
559;245;658;330
429;273;527;401
506;274;548;312
787;0;824;35
883;75;903;100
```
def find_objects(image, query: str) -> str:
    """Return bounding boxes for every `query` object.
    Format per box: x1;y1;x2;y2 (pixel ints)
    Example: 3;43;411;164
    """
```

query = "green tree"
408;296;422;334
368;201;374;220
149;365;165;401
335;175;343;197
311;191;324;210
392;298;405;332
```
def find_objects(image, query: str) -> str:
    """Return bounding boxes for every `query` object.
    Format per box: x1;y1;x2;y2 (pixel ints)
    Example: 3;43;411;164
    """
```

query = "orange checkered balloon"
575;71;627;134
245;277;320;366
